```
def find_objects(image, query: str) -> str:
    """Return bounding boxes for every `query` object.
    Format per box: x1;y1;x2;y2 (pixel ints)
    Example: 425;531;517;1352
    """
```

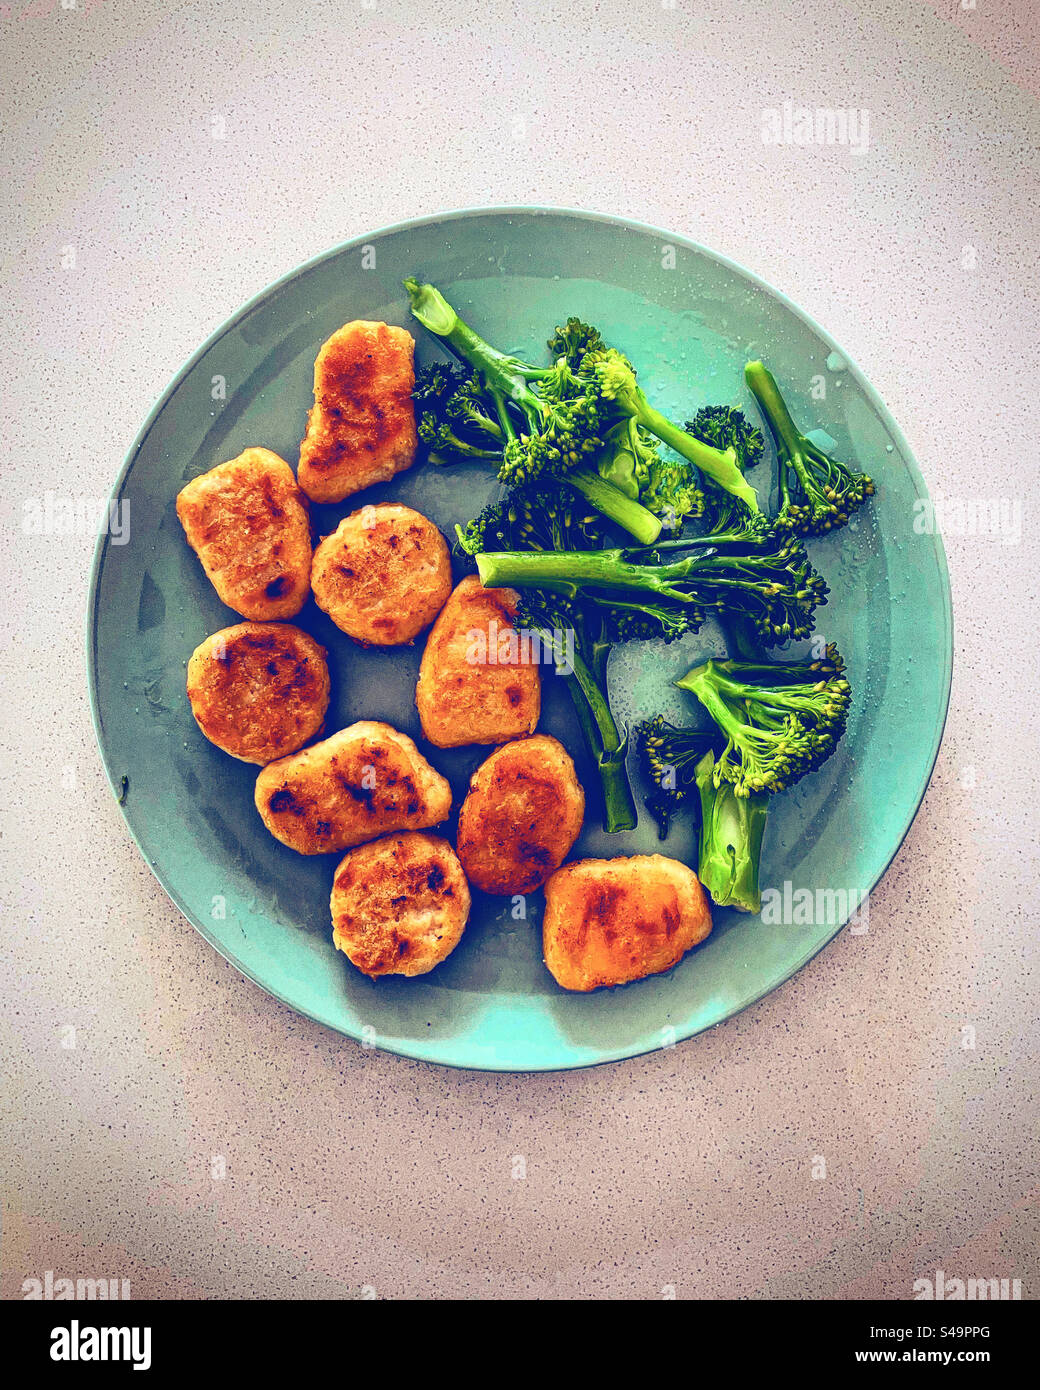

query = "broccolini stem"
744;361;804;461
477;547;754;606
476;548;687;599
535;621;636;832
564;670;637;833
489;386;518;441
566;468;663;545
719;613;765;663
695;752;769;913
405;278;542;427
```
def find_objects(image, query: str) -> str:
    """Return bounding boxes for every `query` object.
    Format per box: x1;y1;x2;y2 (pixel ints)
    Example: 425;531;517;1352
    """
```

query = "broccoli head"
547;317;606;370
675;643;851;797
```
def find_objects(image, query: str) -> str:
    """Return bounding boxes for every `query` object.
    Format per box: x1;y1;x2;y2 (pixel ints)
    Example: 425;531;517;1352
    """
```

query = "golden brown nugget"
311;503;452;646
254;720;451;856
416;575;541;748
330;832;470;979
176;448;312;619
186;623;330;765
456;735;584;895
297;321;418;503
543;854;712;992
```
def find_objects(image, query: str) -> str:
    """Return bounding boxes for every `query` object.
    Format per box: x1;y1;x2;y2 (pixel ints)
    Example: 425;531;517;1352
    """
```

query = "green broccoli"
637;645;849;910
593;350;762;513
473;523;828;646
744;360;875;535
597;419;705;531
637;719;769;912
406;282;666;544
407;279;756;544
546;317;606;369
676;644;852;797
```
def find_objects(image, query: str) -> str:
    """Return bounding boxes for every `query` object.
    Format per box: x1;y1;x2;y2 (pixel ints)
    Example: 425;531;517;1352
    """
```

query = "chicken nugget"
254;720;451;855
176;444;312;619
416;575;541;748
543;854;712;991
176;448;312;619
456;735;584;894
186;623;330;764
311;503;452;646
298;321;418;503
331;832;470;979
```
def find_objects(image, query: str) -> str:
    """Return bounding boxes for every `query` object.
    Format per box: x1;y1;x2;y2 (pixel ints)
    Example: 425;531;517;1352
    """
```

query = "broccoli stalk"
474;529;828;646
406;278;541;413
564;469;663;546
695;752;769;912
548;625;636;834
744;360;875;535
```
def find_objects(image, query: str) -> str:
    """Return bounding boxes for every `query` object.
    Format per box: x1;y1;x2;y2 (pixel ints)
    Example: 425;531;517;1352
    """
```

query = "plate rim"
85;204;954;1072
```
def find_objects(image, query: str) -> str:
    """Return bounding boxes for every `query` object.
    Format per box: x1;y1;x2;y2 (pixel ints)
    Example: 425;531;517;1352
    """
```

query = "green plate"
87;208;952;1071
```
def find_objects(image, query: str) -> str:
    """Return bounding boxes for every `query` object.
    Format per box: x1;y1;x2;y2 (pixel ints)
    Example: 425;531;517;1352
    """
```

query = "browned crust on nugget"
330;832;470;978
186;622;330;764
542;854;712;991
298;321;418;503
310;503;452;646
176;448;312;619
415;575;541;748
254;720;451;855
456;735;585;895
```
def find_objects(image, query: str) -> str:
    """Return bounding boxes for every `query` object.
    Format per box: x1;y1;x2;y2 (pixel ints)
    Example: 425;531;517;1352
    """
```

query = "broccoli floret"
744;361;875;535
444;374;506;440
636;718;769;912
688;405;766;470
413;360;460;405
475;526;828;646
547;317;605;369
417;413;504;467
641;456;705;530
406;279;663;544
637;716;717;839
636;646;848;911
675;644;851;797
597;419;656;500
413;364;505;467
456;479;602;557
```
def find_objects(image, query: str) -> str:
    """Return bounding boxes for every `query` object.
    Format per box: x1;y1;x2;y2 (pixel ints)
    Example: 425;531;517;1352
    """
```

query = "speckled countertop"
1;0;1037;1300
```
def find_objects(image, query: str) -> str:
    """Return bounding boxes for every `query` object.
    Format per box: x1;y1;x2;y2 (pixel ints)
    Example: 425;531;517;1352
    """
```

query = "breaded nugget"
176;448;312;619
311;503;452;646
456;735;584;895
254;720;451;855
416;575;541;748
330;832;470;979
186;623;330;764
297;321;418;503
543;854;712;991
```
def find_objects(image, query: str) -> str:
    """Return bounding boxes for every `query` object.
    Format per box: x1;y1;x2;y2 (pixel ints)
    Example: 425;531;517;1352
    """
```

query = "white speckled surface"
1;0;1038;1300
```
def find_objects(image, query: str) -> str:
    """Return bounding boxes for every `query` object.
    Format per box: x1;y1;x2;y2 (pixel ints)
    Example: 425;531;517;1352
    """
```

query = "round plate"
87;208;952;1071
